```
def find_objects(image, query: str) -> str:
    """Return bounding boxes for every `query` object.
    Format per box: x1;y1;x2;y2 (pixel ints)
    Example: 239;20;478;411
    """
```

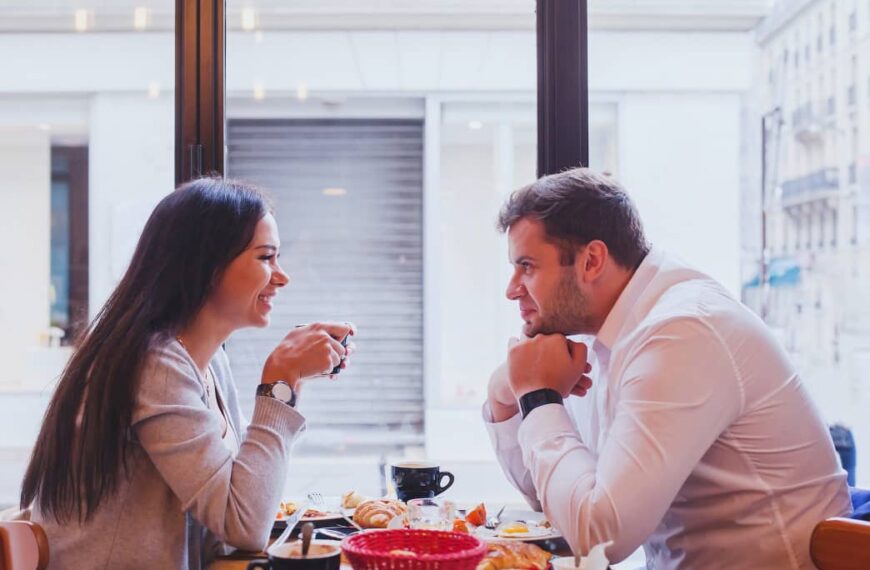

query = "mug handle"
247;560;270;570
437;471;455;494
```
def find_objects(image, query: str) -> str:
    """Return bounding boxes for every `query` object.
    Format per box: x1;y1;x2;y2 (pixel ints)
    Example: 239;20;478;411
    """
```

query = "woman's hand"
261;322;356;389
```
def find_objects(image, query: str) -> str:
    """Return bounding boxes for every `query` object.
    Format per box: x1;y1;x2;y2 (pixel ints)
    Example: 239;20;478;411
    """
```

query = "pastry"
352;498;406;529
341;490;368;509
476;542;552;570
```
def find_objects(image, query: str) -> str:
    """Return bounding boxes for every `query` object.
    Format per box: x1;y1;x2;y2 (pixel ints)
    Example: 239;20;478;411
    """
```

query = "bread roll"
352;499;406;529
341;490;368;509
476;542;552;570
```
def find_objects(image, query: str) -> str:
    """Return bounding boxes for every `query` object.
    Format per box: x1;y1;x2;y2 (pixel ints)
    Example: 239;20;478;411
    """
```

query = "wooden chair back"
810;517;870;570
0;521;49;570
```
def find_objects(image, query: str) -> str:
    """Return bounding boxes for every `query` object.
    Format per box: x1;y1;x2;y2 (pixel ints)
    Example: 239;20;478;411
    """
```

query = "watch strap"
519;388;563;419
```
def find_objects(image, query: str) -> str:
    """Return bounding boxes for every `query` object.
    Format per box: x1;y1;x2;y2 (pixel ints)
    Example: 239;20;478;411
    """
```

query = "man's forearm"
488;392;520;423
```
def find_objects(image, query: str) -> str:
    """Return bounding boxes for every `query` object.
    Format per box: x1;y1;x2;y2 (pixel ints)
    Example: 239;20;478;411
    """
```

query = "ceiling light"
468;120;483;130
296;82;309;101
253;83;265;101
147;81;160;99
74;9;90;32
322;188;347;197
241;7;257;31
133;7;149;30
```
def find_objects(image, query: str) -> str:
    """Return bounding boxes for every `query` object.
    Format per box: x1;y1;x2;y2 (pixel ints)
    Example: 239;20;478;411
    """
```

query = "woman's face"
208;213;289;330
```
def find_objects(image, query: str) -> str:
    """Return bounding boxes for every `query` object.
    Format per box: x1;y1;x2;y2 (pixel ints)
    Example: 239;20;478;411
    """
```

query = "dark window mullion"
176;0;225;184
537;0;589;176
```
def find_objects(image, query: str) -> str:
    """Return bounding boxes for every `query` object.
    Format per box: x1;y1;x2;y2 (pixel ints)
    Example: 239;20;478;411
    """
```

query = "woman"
20;177;353;569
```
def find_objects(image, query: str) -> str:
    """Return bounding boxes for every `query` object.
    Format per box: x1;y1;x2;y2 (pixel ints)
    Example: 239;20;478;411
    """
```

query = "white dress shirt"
485;248;850;569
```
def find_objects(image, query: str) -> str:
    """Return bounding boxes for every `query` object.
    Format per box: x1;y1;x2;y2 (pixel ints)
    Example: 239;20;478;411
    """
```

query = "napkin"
579;540;613;570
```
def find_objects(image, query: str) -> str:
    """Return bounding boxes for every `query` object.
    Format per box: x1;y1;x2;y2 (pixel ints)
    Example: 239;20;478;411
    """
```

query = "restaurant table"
209;509;573;569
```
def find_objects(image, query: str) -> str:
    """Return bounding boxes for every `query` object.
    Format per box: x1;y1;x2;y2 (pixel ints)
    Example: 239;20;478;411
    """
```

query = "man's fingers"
570;386;588;397
569;375;593;397
566;339;589;369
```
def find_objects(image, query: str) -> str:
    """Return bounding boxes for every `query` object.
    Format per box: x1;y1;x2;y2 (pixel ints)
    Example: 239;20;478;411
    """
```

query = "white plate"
301;511;348;523
474;524;561;542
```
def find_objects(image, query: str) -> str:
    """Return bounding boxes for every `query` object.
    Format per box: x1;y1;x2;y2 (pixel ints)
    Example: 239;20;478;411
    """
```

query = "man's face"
506;218;596;336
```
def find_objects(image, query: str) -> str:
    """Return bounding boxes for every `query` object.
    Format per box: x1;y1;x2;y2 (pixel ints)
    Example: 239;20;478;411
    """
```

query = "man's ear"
576;240;608;283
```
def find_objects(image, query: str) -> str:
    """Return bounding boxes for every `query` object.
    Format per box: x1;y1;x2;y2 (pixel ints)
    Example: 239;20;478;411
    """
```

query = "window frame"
173;0;590;181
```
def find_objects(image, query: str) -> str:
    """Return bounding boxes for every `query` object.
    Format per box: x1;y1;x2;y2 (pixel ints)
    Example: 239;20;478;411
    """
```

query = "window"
223;0;540;503
0;1;175;508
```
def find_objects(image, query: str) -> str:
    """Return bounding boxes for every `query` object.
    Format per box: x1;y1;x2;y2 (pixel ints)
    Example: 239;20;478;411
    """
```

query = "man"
485;168;850;568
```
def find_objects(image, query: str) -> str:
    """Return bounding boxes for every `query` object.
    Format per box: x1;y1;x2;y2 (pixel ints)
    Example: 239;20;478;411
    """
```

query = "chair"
810;517;870;570
0;521;49;570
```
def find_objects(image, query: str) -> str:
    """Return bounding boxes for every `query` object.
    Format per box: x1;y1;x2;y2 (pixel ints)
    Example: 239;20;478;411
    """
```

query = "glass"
225;0;537;506
0;1;175;508
406;498;456;531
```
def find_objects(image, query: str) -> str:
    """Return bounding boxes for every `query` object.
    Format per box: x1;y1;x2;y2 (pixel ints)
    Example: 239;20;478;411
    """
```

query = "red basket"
341;529;487;570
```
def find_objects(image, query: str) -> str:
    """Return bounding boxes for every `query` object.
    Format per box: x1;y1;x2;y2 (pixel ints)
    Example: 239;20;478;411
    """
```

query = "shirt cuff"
517;402;577;465
481;401;523;452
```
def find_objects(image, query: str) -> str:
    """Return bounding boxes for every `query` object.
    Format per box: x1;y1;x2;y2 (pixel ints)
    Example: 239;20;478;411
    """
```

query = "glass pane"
225;1;536;503
585;4;867;566
754;0;869;487
0;0;174;507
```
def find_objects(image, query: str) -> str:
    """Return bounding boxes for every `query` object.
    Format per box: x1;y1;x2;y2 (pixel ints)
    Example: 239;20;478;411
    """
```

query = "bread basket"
341;529;486;570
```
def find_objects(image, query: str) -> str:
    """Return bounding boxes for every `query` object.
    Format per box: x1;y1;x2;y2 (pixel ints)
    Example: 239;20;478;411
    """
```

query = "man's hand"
507;334;592;399
487;361;519;422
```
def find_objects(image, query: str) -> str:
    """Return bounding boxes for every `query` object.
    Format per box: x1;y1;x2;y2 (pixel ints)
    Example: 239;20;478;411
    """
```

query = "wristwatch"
519;388;563;419
256;380;297;407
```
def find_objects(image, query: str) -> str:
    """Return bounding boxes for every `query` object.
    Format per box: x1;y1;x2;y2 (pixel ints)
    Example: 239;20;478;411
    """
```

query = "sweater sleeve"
132;344;305;552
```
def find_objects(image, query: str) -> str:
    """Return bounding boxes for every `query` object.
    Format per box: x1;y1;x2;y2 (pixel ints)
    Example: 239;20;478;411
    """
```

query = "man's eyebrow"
253;245;278;251
511;255;534;265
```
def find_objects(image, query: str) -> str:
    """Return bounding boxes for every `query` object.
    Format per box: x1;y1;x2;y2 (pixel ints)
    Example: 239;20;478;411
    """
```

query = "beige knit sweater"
32;339;305;569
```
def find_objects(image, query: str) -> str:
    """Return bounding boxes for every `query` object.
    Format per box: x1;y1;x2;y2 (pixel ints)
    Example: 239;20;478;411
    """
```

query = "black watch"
519;388;563;419
257;381;297;407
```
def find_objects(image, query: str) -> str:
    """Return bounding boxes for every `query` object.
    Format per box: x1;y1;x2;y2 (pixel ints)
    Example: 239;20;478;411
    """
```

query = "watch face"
272;381;293;403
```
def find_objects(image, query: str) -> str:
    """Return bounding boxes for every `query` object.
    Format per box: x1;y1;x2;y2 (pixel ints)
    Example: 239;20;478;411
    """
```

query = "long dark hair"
21;177;269;522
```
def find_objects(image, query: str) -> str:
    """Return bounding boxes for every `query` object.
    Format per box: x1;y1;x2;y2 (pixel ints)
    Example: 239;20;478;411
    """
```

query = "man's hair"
497;167;649;269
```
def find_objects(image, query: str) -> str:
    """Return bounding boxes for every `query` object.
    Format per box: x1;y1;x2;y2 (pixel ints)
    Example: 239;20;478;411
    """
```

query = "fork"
307;492;324;506
485;505;506;529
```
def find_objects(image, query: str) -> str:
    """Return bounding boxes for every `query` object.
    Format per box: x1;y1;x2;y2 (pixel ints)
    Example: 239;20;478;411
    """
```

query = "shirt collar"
594;247;662;353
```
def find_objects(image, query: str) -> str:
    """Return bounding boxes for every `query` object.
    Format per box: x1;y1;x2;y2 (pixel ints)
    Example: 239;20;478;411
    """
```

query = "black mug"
391;462;455;502
246;541;341;570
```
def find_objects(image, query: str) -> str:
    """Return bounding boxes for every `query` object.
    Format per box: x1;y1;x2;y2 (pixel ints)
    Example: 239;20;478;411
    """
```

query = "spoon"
301;522;314;557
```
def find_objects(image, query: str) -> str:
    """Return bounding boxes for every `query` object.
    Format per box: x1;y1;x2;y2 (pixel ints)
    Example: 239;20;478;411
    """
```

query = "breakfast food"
497;521;530;536
303;508;330;519
352;498;407;529
279;501;298;517
341;490;368;509
453;518;470;533
388;549;418;557
466;503;487;527
476;542;552;570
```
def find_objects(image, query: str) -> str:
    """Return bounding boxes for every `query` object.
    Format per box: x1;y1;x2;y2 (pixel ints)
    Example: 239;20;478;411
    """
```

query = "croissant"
476;542;552;570
352;499;406;529
341;490;368;509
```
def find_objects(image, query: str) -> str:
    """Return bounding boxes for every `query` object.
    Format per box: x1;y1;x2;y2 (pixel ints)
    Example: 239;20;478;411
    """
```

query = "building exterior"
751;0;870;480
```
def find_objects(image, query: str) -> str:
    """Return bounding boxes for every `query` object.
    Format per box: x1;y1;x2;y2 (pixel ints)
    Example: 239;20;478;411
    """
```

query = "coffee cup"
391;462;454;502
246;540;341;570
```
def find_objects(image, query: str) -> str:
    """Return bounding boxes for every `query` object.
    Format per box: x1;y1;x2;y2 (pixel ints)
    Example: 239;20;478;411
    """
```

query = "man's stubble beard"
527;268;596;337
